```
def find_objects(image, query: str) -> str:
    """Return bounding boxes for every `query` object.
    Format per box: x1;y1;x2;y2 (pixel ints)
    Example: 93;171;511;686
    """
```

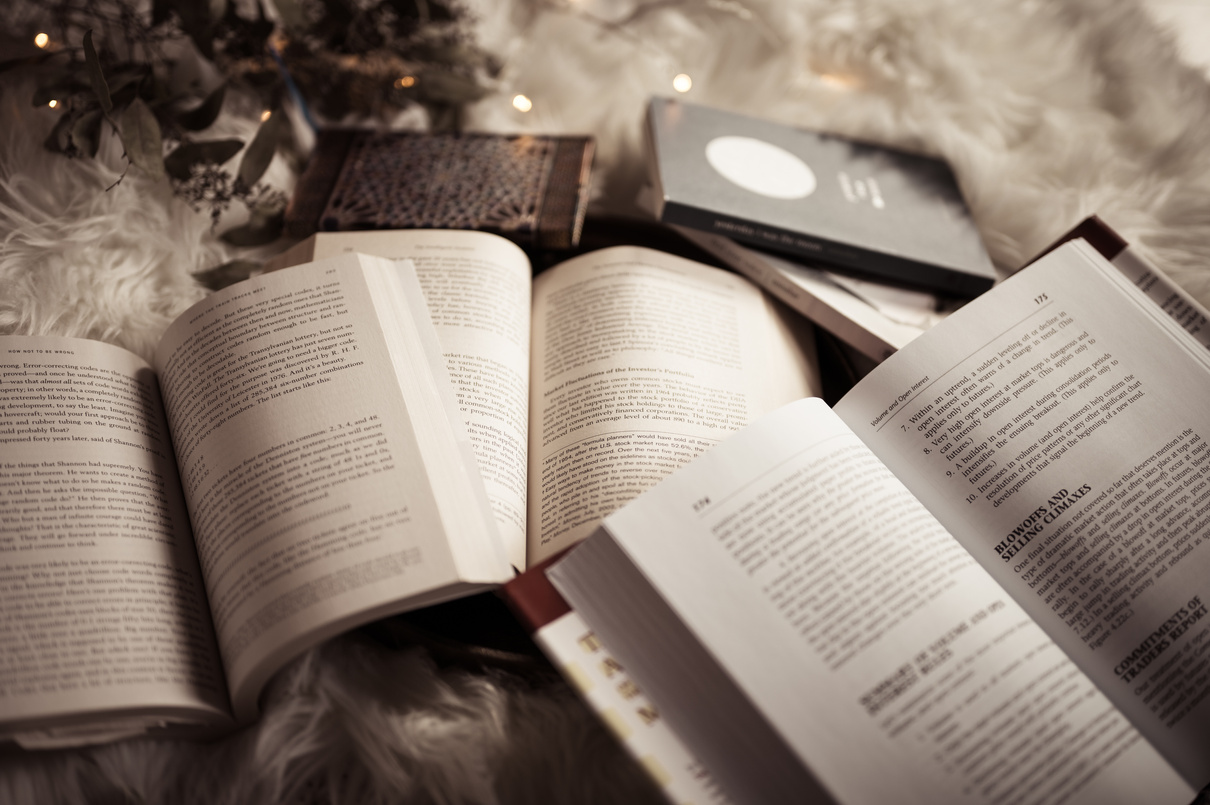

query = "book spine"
500;565;731;804
536;138;595;250
675;227;901;361
532;611;732;805
660;203;994;298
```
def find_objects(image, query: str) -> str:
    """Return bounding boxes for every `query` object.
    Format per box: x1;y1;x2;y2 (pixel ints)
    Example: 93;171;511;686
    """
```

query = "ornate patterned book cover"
286;129;595;250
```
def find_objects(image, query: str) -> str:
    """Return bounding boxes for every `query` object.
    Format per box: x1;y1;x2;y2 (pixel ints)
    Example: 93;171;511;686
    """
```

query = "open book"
0;253;510;745
268;230;820;569
1;233;818;746
549;239;1210;804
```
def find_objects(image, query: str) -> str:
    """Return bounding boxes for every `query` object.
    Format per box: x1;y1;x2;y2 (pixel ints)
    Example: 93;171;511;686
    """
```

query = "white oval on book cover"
704;136;817;199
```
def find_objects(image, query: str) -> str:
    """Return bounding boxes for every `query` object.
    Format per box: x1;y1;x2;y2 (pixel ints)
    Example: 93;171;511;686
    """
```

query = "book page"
836;241;1210;785
0;337;230;738
267;230;533;569
552;399;1192;805
528;246;819;565
154;254;509;721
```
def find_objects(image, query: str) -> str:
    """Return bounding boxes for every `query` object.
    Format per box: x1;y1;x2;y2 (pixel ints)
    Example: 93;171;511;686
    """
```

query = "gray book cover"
646;98;995;297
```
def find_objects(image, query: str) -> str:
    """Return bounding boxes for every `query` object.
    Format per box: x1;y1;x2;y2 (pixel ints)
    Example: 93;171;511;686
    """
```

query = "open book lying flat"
268;230;820;570
0;254;510;745
550;239;1210;805
0;235;819;746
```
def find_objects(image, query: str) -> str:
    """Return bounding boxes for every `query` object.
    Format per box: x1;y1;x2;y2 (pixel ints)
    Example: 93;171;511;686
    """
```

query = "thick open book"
269;230;820;570
0;253;511;745
0;233;819;747
549;239;1210;804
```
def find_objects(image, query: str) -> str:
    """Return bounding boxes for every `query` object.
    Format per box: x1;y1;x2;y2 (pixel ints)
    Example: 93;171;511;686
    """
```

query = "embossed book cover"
287;129;594;250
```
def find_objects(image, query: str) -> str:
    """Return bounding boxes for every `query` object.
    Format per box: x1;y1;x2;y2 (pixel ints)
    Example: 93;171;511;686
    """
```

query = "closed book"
645;98;995;297
286;129;594;250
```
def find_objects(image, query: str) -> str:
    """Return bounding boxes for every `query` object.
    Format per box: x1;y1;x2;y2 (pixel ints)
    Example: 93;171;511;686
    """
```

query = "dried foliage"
4;0;497;243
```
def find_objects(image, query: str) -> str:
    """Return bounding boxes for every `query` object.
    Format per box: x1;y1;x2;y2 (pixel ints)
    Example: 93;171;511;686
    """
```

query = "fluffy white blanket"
2;0;1209;802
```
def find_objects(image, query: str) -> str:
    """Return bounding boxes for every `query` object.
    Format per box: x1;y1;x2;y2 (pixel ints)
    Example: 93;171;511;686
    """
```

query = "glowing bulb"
672;73;693;93
260;109;272;122
47;99;58;109
818;72;860;90
512;94;533;113
34;33;49;49
394;76;416;88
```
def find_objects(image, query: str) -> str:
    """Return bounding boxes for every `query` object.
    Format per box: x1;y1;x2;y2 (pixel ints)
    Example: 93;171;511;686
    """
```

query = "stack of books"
641;97;995;361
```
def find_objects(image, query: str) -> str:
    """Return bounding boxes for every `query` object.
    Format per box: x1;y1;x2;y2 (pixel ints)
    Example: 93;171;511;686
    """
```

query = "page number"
1034;293;1048;305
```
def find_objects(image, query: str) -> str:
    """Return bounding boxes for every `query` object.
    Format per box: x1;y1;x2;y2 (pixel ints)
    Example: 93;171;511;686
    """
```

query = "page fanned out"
267;230;534;569
153;253;509;721
836;241;1210;785
550;399;1193;805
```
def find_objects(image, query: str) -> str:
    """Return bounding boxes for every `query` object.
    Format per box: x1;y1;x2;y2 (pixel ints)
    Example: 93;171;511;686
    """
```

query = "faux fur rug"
3;0;1210;802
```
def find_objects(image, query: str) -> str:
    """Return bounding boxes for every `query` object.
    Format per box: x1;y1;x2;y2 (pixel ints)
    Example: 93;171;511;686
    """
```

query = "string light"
818;72;860;90
260;109;272;121
394;76;416;88
34;33;49;49
512;94;533;113
672;73;693;93
47;99;58;108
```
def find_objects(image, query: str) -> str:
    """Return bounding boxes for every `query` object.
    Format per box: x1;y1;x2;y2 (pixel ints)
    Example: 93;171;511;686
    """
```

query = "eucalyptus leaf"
164;139;244;180
236;110;285;189
70;109;104;158
118;98;165;180
43;111;75;154
220;210;284;246
179;85;226;131
103;67;148;104
83;31;112;114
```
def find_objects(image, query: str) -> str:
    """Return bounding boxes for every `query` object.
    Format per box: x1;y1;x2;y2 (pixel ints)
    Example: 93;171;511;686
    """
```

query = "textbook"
550;239;1210;805
268;229;820;571
0;253;511;745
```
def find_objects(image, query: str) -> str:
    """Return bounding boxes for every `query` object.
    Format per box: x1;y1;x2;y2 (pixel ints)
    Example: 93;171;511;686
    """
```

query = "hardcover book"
645;98;996;296
285;129;595;249
549;238;1210;804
